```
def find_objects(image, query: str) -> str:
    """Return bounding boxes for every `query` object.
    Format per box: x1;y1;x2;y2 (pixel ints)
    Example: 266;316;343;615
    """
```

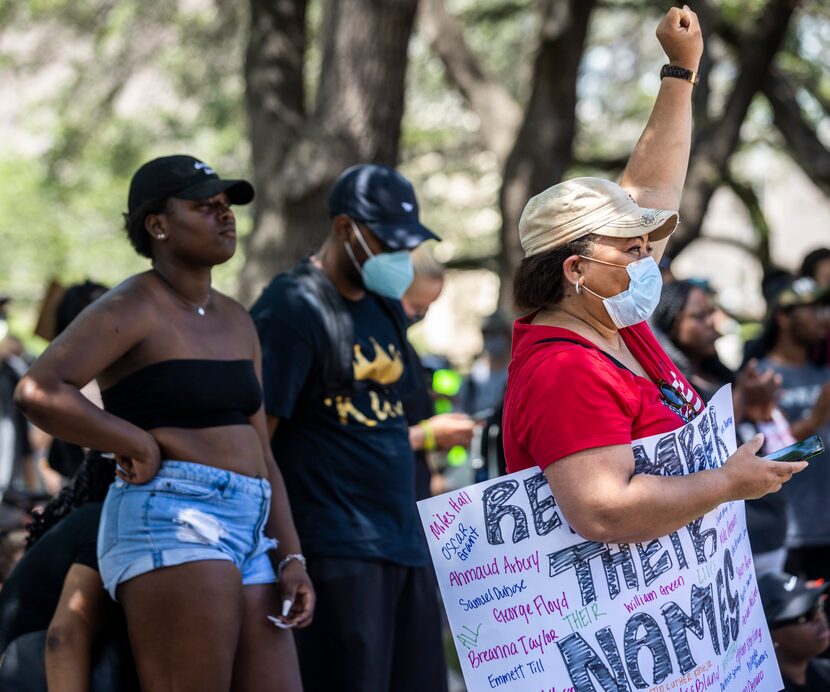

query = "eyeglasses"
776;598;826;628
657;380;696;423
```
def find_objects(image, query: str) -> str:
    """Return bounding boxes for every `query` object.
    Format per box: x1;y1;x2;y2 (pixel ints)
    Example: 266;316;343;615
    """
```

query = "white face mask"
578;256;663;329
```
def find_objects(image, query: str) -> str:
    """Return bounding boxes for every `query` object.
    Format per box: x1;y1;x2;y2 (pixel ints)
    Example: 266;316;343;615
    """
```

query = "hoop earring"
574;281;581;295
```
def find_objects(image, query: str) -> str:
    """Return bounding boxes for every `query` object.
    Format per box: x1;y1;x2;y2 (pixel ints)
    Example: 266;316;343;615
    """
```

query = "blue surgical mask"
579;255;663;329
345;220;414;300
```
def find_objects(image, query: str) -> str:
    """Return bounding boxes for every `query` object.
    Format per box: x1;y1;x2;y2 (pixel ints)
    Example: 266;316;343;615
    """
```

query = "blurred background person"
759;572;830;691
38;281;109;484
651;279;795;575
800;247;830;367
651;279;733;402
0;298;33;501
658;254;676;285
399;245;474;691
457;310;511;419
0;453;137;692
744;275;830;582
801;248;830;291
402;246;475;501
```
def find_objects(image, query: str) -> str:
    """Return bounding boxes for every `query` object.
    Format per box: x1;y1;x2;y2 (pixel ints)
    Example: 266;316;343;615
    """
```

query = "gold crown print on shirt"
352;338;404;384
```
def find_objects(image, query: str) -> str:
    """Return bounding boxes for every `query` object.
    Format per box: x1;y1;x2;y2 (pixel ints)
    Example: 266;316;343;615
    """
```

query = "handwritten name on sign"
418;385;782;692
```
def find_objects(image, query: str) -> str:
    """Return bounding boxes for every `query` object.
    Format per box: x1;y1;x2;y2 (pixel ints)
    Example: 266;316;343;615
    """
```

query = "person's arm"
409;413;476;451
545;434;807;544
790;380;830;441
248;324;314;628
14;286;161;483
620;5;702;261
266;415;279;439
522;349;808;544
45;564;109;692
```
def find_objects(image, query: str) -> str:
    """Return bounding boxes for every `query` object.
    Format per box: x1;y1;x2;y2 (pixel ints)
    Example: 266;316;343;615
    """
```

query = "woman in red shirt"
502;6;805;545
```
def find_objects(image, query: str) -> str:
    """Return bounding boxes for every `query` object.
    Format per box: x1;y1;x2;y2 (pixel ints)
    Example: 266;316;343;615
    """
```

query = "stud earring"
157;234;166;240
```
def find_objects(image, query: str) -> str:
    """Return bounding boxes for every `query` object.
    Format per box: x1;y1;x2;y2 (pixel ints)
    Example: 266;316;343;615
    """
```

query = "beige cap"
518;177;679;257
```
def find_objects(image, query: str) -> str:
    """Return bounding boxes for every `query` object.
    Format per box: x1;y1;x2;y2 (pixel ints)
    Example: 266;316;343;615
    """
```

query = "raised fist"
656;4;703;70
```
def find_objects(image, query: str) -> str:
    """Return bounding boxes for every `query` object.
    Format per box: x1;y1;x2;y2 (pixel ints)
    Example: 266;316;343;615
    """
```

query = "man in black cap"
250;164;448;692
760;572;830;690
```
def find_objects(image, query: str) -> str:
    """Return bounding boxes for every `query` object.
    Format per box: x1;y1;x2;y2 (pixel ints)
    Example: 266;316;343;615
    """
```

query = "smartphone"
764;434;825;462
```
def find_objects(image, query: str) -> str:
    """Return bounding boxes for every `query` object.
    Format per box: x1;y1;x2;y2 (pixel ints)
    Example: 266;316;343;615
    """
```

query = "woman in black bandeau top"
15;155;313;692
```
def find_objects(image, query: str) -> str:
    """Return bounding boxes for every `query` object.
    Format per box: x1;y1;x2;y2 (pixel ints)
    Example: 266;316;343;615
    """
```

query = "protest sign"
418;385;782;692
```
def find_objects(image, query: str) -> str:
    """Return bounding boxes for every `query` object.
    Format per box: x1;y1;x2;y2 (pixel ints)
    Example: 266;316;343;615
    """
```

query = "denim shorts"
97;460;278;601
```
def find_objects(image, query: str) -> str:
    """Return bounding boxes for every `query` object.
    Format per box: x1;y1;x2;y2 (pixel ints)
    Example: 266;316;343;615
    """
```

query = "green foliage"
1;0;827;337
0;0;251;335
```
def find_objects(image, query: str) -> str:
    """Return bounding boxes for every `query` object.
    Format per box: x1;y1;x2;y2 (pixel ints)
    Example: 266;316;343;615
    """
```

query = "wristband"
419;420;437;452
660;64;700;86
277;553;307;575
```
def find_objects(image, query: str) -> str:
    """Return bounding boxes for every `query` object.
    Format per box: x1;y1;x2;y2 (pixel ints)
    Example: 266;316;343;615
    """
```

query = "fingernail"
267;615;294;629
281;599;293;617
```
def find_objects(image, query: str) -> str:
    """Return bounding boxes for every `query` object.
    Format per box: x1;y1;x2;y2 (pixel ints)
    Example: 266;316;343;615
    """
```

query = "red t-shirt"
503;316;705;473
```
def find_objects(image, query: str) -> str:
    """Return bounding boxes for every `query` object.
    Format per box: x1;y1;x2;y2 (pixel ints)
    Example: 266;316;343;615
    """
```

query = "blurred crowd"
0;243;828;687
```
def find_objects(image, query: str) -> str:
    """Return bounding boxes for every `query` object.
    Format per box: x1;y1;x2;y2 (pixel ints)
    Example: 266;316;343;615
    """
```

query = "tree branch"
673;0;798;256
691;0;715;134
721;172;772;269
498;0;596;305
443;254;500;272
417;0;522;162
696;234;762;258
762;69;830;196
573;154;629;171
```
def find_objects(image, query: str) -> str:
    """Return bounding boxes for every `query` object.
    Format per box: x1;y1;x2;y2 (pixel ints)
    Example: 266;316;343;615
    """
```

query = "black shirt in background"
783;658;830;691
252;272;425;567
0;502;101;651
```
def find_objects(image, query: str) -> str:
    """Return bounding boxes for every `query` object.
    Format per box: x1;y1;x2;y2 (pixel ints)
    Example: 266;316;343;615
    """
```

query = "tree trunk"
497;0;596;308
239;0;419;305
671;0;797;257
241;0;307;303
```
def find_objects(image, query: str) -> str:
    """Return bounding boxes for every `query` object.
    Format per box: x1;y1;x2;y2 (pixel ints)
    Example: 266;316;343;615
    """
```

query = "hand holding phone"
763;434;825;462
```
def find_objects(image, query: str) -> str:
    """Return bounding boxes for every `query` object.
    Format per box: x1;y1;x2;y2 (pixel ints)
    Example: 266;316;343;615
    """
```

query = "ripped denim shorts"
97;460;278;601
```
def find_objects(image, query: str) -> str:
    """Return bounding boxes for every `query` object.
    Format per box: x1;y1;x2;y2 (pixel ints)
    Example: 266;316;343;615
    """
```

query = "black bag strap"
533;337;635;375
289;258;354;392
288;258;412;396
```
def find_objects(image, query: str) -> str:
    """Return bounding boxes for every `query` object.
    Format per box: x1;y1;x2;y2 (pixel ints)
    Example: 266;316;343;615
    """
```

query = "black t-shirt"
251;272;426;566
0;502;101;651
783;658;830;691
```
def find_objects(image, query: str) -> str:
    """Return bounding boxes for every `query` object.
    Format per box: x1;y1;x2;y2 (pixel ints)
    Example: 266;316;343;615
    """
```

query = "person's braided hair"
25;451;115;549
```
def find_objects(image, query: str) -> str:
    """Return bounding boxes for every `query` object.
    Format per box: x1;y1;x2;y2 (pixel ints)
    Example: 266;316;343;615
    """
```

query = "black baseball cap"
128;155;254;219
758;572;829;626
768;276;829;312
328;164;440;251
